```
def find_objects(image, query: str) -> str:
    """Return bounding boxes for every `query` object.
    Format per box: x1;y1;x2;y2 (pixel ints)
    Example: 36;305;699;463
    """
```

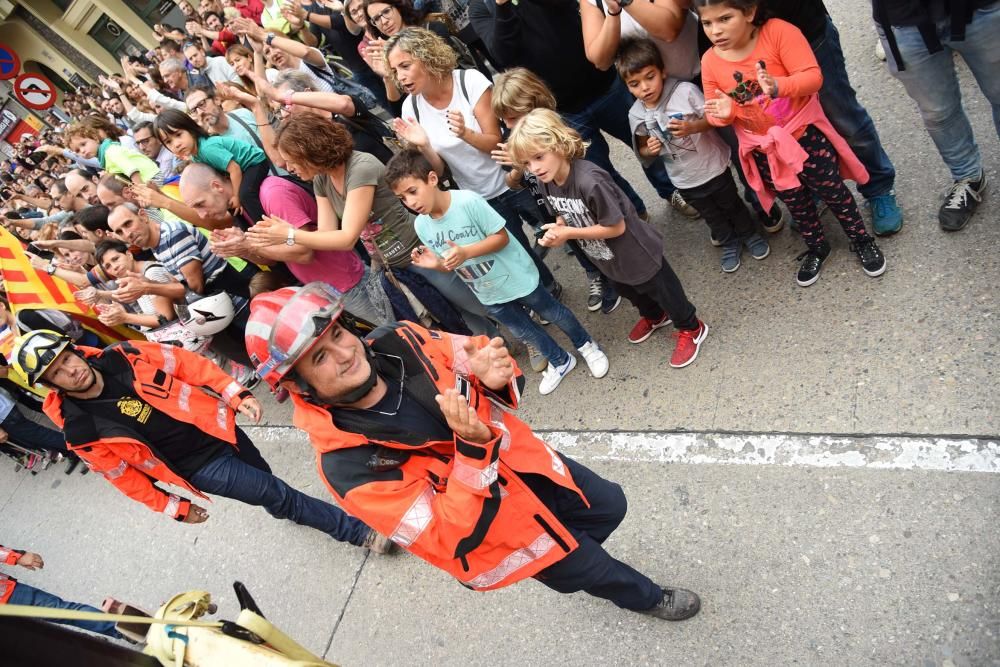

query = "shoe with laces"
640;587;701;621
669;320;707;368
577;341;609;378
795;241;831;287
850;236;886;277
628;313;671;344
670;191;700;219
526;343;548;373
939;172;987;231
760;205;785;233
363;529;398;555
586;275;603;312
744;233;770;260
721;239;741;273
709;229;722;247
867;192;903;236
539;354;577;395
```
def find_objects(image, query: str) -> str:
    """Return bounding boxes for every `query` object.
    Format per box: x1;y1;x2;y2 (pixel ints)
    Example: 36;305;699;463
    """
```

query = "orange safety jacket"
0;544;24;604
294;322;587;591
43;342;253;521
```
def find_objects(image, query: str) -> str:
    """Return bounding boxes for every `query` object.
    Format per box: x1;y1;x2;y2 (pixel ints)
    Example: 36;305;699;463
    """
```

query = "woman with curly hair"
386;27;558;295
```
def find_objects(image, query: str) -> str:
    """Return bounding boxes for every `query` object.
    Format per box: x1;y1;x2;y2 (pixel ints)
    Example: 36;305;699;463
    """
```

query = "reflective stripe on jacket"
43;342;253;520
294;322;586;591
1;545;23;604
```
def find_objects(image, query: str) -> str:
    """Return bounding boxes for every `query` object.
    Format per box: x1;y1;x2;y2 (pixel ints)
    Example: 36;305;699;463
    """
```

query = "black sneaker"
939;172;988;231
586;275;603;312
639;587;701;621
850;236;886;277
759;205;785;233
601;287;622;314
794;241;831;287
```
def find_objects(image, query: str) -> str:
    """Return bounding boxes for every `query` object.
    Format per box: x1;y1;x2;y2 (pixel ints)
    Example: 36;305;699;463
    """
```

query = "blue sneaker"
721;239;741;273
867;192;903;236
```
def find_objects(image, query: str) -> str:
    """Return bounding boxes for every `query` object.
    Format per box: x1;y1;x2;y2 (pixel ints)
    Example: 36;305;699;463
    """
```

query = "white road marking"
245;427;1000;474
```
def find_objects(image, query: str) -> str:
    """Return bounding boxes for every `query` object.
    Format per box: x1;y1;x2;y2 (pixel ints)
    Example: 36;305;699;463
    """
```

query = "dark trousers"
611;262;698;331
188;429;371;546
236;160;273;228
8;583;121;639
527;455;663;611
680;169;757;246
1;408;66;454
750;125;870;250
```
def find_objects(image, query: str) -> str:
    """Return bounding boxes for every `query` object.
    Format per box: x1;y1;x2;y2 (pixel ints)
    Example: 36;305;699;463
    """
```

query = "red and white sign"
0;44;20;81
13;72;57;111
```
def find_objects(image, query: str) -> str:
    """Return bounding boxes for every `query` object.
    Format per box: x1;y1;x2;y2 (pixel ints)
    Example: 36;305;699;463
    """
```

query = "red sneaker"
628;313;672;344
669;320;708;368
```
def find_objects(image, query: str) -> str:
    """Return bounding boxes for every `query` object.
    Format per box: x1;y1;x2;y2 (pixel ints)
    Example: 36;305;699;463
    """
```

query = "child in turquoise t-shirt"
153;109;272;226
386;149;608;396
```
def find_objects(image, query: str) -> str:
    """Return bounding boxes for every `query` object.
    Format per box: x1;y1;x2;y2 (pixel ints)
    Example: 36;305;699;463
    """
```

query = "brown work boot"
362;529;398;555
639;587;701;621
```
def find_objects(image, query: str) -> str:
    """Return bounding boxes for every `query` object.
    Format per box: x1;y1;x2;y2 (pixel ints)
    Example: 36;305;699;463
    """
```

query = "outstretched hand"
435;388;492;444
17;552;44;570
237;396;263;424
703;89;733;120
465;337;514;390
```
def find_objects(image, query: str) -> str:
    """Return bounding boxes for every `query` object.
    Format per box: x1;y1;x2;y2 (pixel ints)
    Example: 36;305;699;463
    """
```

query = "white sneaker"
875;39;886;61
577;341;609;378
538;354;577;395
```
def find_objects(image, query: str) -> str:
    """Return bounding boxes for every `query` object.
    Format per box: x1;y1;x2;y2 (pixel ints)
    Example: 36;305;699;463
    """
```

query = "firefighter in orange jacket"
11;330;392;554
246;282;701;620
1;544;122;638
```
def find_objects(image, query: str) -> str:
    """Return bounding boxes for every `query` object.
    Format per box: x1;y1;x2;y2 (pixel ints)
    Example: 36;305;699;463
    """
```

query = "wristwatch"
265;32;277;46
46;261;57;275
285;227;296;246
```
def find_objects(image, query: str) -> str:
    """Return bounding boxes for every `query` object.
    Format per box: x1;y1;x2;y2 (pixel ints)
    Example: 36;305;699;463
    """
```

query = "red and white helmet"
245;282;345;389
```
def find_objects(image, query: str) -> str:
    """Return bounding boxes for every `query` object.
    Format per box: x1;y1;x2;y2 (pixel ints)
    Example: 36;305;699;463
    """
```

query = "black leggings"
237;160;272;228
751;125;871;249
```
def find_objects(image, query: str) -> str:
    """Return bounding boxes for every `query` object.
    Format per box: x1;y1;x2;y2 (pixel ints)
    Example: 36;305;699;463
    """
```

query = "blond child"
507;109;707;368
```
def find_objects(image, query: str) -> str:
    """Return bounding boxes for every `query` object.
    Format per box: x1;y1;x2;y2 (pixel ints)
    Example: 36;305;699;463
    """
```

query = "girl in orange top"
695;0;887;287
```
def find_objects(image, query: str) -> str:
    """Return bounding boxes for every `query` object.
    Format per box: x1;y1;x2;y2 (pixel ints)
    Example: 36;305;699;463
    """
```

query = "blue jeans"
484;283;592;367
1;408;67;454
189;431;371;546
562;77;676;215
487;188;556;290
409;265;501;338
814;16;896;199
877;2;1000;181
8;583;122;638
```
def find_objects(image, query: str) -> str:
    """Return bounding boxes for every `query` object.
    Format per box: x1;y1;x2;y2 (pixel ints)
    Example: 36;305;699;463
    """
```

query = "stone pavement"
1;0;998;664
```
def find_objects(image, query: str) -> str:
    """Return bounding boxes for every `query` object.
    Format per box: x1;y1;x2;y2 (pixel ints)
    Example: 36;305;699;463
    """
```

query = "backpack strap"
226;112;278;176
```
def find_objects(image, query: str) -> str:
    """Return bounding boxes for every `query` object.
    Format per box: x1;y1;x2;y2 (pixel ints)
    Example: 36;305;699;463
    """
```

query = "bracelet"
607;7;622;14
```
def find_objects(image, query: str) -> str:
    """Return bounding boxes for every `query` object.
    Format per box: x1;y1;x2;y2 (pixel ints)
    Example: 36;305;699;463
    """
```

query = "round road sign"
13;72;57;111
0;44;20;81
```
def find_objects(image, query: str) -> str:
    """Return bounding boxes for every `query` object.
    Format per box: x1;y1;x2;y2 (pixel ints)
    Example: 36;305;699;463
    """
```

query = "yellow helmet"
12;329;74;386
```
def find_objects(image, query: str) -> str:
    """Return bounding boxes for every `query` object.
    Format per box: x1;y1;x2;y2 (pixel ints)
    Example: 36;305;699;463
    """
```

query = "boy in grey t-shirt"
618;37;770;274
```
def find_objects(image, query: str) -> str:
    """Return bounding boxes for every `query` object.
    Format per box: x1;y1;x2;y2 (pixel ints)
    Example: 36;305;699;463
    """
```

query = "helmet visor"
258;282;345;382
19;334;71;385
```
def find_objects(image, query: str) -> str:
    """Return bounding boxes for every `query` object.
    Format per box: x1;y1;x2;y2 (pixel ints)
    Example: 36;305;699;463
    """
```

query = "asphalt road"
1;0;998;664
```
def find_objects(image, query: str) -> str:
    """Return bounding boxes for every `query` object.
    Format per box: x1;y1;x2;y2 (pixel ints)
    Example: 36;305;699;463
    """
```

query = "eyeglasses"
188;96;210;114
134;135;155;147
369;6;395;24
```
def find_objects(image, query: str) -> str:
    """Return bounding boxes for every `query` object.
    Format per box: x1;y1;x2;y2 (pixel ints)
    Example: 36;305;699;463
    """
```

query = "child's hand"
756;60;778;98
229;195;241;212
667;118;694;138
393;117;429;148
645;135;664;155
410;245;445;270
704;90;733;119
491;142;515;168
539;217;570;248
446;110;467;139
441;240;468;270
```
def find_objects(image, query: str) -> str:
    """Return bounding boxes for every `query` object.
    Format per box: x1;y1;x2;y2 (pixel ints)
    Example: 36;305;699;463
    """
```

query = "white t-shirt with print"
403;69;507;200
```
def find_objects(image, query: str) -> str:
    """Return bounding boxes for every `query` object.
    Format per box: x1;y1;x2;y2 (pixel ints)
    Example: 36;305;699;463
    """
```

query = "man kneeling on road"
246;282;700;620
12;330;392;554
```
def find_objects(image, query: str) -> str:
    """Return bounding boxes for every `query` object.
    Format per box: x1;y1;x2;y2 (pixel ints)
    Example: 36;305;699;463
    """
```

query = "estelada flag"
0;227;144;357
